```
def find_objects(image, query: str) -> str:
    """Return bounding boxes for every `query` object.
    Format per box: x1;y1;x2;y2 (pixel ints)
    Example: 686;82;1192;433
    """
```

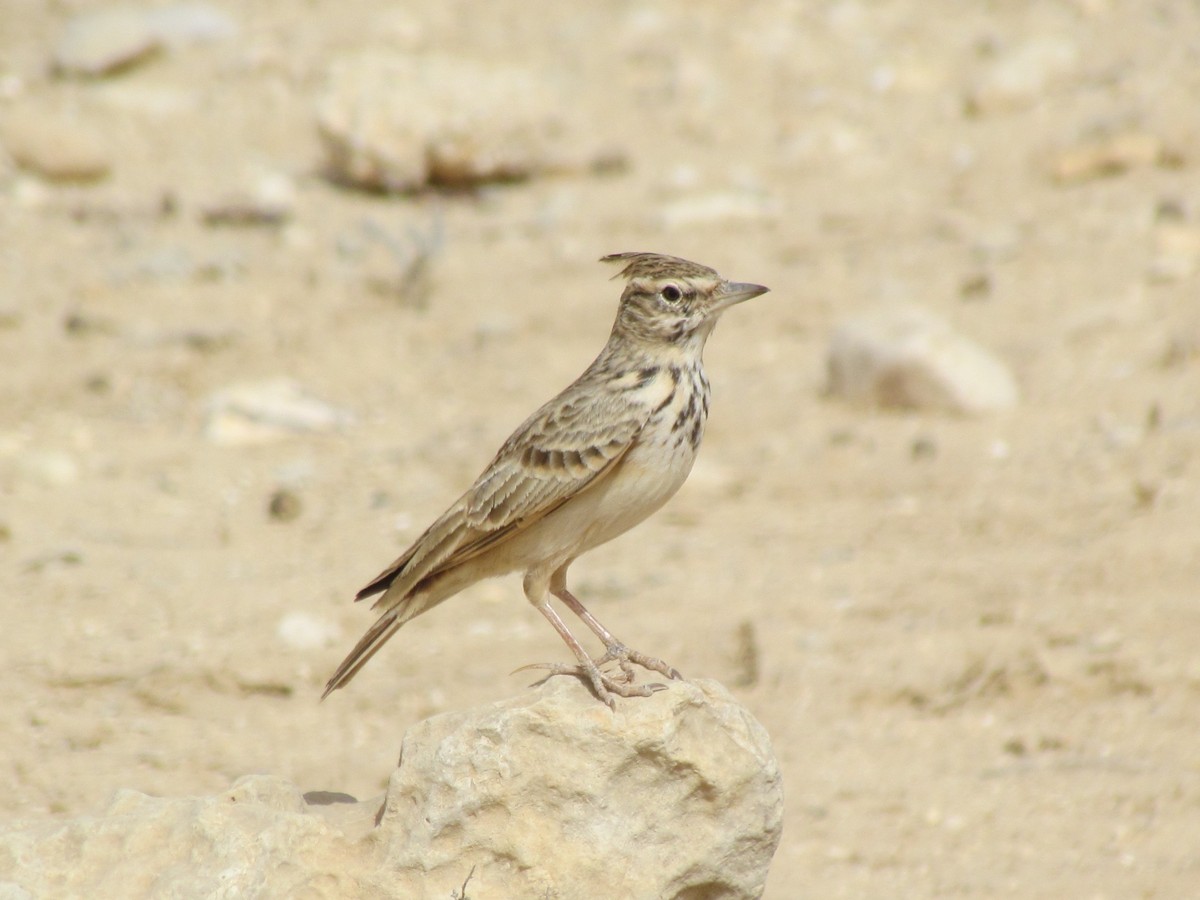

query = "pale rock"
1;109;111;182
316;53;578;192
0;679;782;899
142;4;239;47
380;677;782;897
968;37;1078;114
1051;132;1169;184
1147;224;1200;282
0;74;23;101
204;378;354;445
276;612;339;651
827;306;1019;414
53;8;162;77
658;190;781;228
201;170;296;226
0;776;373;897
10;449;81;488
52;4;235;77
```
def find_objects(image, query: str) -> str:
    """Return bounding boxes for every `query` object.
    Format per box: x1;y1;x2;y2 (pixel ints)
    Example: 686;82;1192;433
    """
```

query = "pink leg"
528;600;665;709
550;568;682;683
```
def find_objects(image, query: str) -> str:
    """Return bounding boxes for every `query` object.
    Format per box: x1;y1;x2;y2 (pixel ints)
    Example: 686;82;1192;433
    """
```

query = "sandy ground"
3;2;1199;897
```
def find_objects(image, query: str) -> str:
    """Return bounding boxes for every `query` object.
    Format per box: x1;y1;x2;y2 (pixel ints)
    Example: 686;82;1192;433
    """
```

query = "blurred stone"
731;620;761;688
316;53;580;191
64;312;118;337
967;37;1078;114
911;435;938;460
267;487;303;521
276;612;338;650
52;4;235;77
12;449;80;488
1161;331;1199;368
201;171;296;226
1155;196;1189;222
658;190;780;228
959;271;992;301
0;679;782;898
2;110;111;182
53;8;162;77
1147;224;1200;282
143;3;238;47
1051;132;1170;184
204;378;354;445
827;307;1019;415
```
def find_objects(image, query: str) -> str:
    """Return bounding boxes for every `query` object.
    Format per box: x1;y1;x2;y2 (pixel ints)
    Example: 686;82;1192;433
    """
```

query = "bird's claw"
593;642;683;682
513;659;670;709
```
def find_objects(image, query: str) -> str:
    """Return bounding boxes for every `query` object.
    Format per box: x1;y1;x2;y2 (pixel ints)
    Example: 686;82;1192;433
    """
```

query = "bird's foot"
515;641;682;709
593;641;683;684
514;660;669;710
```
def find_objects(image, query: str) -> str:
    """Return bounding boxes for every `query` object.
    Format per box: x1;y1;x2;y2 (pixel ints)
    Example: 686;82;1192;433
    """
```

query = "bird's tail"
323;563;481;699
321;608;405;699
323;581;451;699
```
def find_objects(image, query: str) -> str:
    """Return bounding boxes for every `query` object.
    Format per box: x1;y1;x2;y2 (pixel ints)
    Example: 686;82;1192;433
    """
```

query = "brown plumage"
323;252;767;707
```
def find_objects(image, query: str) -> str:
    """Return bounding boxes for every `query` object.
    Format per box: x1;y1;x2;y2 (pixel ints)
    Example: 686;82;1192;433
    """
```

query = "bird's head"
602;252;768;347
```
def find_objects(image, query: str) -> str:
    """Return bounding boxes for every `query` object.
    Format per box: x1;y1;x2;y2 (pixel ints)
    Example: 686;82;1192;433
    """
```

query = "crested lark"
324;252;768;708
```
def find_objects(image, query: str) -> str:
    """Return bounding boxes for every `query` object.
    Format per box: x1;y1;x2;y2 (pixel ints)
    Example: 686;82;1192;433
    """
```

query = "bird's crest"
601;252;719;282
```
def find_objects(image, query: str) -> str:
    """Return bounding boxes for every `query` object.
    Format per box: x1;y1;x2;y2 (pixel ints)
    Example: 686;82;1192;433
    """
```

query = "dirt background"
3;1;1199;897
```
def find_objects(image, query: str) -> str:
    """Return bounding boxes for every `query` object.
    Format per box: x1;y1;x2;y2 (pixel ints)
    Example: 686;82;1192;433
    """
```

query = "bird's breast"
573;364;711;549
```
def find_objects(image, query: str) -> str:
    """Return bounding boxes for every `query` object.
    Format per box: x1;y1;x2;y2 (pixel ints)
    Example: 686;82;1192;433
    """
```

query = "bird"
323;252;768;708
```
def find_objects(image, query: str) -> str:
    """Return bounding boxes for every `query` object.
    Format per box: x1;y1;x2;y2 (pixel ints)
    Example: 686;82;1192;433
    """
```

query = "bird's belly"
570;434;699;552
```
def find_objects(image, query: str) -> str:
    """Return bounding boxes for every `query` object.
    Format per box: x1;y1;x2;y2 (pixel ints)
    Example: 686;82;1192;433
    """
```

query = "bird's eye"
660;284;683;303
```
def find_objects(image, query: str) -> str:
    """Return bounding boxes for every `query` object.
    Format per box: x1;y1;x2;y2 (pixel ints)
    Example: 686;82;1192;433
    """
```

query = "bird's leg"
526;600;664;709
551;584;683;684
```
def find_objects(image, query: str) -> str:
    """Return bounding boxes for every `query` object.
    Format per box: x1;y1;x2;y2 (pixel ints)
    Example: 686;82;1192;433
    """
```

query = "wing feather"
355;381;648;609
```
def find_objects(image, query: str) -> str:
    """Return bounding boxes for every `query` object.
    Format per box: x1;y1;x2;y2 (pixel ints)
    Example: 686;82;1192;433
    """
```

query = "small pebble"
143;4;238;47
959;272;992;301
658;191;780;228
2;110;111;182
201;172;296;227
204;378;355;446
1051;132;1168;184
910;435;938;460
267;488;303;522
276;612;339;651
54;8;162;77
967;37;1078;114
14;450;80;488
731;620;761;688
1147;224;1200;282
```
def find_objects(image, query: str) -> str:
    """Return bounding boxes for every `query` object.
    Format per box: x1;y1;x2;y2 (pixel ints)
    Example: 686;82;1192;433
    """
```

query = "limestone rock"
827;306;1019;414
381;677;783;897
316;53;578;192
0;679;782;899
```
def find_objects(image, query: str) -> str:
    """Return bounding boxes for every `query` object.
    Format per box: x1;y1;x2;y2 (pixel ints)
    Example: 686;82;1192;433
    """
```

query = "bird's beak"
713;281;769;313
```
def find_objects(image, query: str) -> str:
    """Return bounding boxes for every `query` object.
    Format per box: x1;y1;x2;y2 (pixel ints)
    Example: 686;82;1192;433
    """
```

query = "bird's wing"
355;385;648;607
